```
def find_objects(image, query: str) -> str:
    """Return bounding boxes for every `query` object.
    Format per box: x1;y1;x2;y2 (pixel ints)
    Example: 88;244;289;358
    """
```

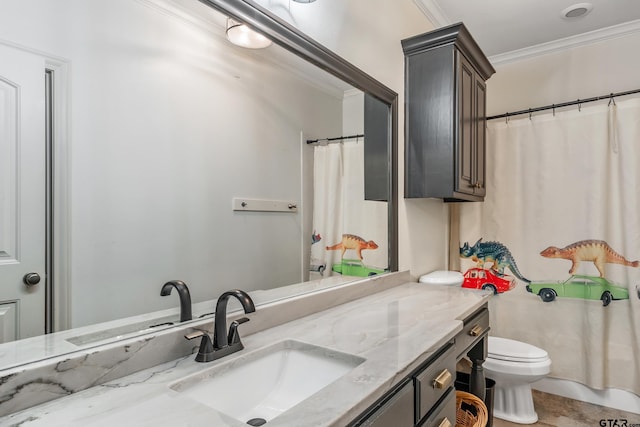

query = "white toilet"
484;336;552;424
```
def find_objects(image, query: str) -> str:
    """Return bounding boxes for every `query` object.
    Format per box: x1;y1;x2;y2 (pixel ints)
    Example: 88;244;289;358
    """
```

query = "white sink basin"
170;340;365;424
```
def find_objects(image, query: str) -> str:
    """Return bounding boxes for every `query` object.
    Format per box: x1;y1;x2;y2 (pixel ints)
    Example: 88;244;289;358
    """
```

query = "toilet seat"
484;355;551;377
488;336;549;363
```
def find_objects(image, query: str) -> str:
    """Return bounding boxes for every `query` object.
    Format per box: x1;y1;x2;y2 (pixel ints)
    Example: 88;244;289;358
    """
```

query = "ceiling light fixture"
292;0;317;3
561;3;593;19
226;18;272;49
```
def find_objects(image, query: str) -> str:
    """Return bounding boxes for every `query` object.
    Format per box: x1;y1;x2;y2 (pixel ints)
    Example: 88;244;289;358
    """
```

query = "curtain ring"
608;93;616;106
552;104;555;116
528;108;532;120
505;113;509;124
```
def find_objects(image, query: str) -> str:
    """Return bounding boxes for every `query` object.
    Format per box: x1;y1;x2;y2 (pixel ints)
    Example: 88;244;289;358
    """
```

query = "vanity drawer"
418;388;456;427
456;308;489;357
415;344;456;421
358;380;414;427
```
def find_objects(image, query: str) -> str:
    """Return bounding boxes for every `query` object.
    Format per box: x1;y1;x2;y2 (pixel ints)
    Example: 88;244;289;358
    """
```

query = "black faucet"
160;280;192;322
185;289;255;363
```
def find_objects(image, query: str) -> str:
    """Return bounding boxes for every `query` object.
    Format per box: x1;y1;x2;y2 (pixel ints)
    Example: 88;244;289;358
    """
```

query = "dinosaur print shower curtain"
457;97;640;395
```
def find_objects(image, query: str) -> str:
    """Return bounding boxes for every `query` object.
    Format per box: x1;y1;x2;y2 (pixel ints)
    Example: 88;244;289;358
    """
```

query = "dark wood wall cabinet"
402;23;495;202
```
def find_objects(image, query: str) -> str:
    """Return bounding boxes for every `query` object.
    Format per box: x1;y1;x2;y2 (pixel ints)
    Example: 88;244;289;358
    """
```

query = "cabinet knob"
432;369;453;389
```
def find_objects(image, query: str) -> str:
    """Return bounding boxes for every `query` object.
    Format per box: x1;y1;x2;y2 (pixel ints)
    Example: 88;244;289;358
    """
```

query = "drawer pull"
438;418;452;427
432;369;452;389
469;324;485;337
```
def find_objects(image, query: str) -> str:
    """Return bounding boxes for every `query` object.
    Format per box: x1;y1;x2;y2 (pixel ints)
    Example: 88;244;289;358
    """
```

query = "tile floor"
491;390;640;427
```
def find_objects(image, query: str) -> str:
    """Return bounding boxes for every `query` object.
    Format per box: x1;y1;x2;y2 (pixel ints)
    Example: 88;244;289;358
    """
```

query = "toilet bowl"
483;336;551;424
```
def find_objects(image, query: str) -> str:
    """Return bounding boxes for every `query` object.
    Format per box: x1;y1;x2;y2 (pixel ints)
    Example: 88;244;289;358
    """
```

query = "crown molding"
490;19;640;66
412;0;450;28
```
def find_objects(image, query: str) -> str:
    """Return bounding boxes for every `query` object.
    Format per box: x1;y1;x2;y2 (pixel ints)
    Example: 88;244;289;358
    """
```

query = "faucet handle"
228;317;250;346
185;330;215;363
184;330;206;340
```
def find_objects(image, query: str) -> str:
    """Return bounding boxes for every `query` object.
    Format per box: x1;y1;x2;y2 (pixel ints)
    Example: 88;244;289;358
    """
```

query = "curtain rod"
487;88;640;121
306;133;364;144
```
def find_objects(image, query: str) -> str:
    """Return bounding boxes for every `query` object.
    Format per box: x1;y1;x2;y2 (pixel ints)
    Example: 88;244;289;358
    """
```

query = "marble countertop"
0;283;490;427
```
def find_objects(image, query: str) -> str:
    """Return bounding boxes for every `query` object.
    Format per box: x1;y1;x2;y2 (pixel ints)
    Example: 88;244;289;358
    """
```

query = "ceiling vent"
561;3;593;19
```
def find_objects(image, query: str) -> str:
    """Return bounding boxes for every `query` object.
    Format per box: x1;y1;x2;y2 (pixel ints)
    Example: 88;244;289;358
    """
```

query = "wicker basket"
455;390;489;427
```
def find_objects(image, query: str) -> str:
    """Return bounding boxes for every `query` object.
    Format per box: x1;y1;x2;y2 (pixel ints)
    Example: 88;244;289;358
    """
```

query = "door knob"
23;272;41;286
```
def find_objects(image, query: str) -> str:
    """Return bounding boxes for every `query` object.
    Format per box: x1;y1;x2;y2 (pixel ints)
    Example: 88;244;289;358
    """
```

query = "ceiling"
415;0;640;59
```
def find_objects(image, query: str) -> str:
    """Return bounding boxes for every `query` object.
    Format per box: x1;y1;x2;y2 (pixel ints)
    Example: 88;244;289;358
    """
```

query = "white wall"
487;32;640;116
0;0;344;327
257;0;448;279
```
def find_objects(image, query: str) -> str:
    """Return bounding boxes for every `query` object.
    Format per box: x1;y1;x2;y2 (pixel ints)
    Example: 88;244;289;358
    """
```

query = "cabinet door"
360;381;414;427
457;53;475;196
474;74;487;197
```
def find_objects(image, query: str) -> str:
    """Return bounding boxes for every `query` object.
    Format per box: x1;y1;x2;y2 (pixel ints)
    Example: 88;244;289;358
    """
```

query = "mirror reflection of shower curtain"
310;140;388;278
310;143;344;277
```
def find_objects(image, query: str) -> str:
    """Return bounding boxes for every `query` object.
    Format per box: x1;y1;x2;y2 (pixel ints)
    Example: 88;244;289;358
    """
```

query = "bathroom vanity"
0;274;490;426
351;304;488;427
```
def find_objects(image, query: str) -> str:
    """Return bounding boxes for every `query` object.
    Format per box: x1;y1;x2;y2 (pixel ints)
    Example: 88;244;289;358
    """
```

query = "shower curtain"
310;141;387;278
458;97;640;395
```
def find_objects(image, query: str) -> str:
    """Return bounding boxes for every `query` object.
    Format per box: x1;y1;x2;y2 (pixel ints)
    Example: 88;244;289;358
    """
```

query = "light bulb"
226;18;272;49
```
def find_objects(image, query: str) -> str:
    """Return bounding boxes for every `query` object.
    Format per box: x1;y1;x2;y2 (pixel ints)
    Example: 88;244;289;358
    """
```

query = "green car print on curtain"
526;275;629;306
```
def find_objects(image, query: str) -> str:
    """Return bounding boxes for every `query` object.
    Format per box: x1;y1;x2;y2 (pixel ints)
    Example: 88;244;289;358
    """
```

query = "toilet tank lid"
488;336;549;361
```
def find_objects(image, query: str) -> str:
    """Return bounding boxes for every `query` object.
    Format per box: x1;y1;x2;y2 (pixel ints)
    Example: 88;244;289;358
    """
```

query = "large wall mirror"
0;0;397;368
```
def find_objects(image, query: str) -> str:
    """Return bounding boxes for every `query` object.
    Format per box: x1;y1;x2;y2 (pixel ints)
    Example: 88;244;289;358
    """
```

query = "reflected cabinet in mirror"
0;0;397;368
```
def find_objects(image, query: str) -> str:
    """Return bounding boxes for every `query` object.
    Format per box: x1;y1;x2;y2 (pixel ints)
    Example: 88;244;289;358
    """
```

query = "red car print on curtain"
462;268;516;294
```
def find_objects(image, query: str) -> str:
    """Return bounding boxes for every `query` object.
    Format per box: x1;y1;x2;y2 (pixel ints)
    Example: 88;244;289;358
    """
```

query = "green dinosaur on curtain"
459;238;530;283
540;239;639;278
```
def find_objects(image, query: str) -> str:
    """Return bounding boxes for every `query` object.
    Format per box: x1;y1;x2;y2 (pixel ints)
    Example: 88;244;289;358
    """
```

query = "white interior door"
0;44;46;342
